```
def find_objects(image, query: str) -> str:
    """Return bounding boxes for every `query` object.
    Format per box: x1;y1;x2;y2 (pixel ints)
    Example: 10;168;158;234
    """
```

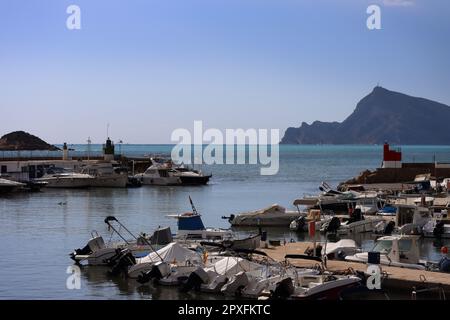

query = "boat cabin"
372;235;421;265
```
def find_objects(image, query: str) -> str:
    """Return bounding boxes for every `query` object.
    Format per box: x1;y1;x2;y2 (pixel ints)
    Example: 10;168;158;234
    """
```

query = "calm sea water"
1;145;450;299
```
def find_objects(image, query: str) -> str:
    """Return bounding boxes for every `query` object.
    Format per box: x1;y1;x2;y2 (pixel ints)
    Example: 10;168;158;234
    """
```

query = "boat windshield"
372;240;392;254
399;239;412;252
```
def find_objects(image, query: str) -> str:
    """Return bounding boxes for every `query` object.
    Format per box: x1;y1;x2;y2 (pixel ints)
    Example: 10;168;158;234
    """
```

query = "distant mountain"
281;87;450;144
0;131;59;151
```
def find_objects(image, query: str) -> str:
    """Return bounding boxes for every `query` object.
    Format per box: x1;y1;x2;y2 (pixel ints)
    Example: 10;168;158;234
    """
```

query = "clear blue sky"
1;0;449;143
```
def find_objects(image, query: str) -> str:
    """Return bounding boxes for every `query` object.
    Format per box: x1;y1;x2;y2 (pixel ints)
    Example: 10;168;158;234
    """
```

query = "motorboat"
125;242;203;279
134;164;182;186
135;158;211;186
224;204;303;227
224;266;319;299
290;209;333;232
286;274;362;300
322;239;358;259
34;167;94;188
80;162;128;188
319;209;384;235
170;197;233;241
182;256;264;294
296;182;385;215
0;178;26;194
70;216;165;266
171;165;211;185
345;235;427;270
422;220;450;239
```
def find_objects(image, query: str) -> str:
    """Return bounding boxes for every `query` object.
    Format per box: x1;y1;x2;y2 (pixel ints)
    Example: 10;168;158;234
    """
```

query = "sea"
1;144;450;299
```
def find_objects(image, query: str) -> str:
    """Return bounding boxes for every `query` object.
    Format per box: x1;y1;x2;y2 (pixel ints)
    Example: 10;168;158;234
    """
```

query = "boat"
135;158;211;186
0;178;26;194
134;161;182;186
285;274;362;300
169;197;233;241
224;204;303;227
70;216;163;265
182;256;264;294
322;239;358;259
171;165;211;185
124;241;203;279
345;234;427;270
34;167;94;188
224;266;319;299
422;220;450;239
79;162;128;188
318;209;384;235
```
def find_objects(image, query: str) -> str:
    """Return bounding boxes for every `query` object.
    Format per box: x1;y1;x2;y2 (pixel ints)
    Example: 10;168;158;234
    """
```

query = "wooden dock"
261;242;450;296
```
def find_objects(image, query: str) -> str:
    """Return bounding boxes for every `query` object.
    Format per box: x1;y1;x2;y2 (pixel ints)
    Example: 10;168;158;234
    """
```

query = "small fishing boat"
224;204;303;227
345;234;427;270
182;256;264;294
70;216;162;265
285;274;362;300
170;197;233;241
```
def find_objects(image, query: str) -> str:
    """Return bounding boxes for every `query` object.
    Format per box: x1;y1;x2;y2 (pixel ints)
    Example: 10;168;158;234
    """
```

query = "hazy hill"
281;87;450;144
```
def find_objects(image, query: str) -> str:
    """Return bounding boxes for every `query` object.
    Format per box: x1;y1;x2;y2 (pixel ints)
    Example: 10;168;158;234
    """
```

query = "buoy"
441;246;448;255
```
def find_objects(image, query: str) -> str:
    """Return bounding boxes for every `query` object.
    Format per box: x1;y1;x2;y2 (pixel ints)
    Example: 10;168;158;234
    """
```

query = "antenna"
87;137;91;161
107;123;110;138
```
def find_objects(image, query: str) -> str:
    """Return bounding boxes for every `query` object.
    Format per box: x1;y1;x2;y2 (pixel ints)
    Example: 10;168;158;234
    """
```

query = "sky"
1;0;450;144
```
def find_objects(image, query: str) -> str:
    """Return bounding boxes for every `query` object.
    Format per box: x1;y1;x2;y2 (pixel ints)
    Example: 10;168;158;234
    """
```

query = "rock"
0;131;60;151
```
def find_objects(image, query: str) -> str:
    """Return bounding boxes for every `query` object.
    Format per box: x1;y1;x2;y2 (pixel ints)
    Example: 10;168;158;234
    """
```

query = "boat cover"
205;257;262;276
137;242;200;264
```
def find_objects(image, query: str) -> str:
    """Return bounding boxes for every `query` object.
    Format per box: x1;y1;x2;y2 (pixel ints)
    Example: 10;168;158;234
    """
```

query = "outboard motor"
433;221;445;238
105;248;126;267
348;208;363;224
108;249;136;276
438;257;450;273
324;217;341;233
271;277;294;300
180;267;209;292
383;221;395;235
137;261;170;284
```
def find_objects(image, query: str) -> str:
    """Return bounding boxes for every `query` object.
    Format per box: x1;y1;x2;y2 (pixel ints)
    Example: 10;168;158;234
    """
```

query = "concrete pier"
262;242;450;296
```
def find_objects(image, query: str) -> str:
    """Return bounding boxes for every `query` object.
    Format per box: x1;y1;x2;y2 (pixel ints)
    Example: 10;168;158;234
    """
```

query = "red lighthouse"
382;142;402;168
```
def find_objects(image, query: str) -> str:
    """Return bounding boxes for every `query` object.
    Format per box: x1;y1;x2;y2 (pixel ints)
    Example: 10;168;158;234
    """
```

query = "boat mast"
189;196;198;215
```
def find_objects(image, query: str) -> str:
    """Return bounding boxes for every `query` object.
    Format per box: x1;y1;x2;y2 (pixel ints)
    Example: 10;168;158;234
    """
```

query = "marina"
1;144;450;300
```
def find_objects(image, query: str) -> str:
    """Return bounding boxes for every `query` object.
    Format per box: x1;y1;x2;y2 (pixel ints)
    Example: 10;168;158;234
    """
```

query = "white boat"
287;274;362;300
322;239;358;259
225;266;319;299
135;158;211;186
182;256;264;294
126;242;203;279
0;178;25;193
225;204;303;227
70;217;163;265
337;216;384;235
345;235;426;270
80;162;128;188
422;220;450;239
134;164;182;186
35;167;94;188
